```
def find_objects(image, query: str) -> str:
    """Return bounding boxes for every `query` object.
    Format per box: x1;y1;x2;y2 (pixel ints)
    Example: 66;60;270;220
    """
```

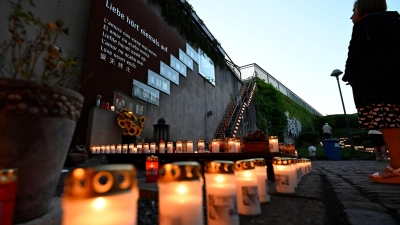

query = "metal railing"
240;63;322;116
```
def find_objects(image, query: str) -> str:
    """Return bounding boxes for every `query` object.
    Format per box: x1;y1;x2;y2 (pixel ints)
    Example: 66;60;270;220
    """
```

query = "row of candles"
0;157;311;225
90;136;285;154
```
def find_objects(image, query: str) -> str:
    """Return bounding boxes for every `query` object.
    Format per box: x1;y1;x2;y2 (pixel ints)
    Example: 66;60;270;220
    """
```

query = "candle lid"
0;168;18;184
204;161;234;174
273;158;293;165
252;158;266;167
146;155;159;161
64;164;137;199
233;159;255;171
269;136;278;139
158;162;202;182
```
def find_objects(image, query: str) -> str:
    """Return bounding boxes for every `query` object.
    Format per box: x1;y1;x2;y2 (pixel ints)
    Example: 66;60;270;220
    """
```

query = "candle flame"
72;168;85;179
215;175;225;183
177;185;188;195
244;171;252;178
93;197;106;210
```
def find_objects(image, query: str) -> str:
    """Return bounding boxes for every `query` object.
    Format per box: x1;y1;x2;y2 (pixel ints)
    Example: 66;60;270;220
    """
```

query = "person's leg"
373;146;382;161
369;128;400;182
380;145;388;160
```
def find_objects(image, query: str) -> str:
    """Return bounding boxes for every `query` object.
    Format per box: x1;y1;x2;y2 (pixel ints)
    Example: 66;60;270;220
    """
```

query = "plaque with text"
160;61;179;85
148;69;170;95
170;55;187;77
133;79;160;106
186;43;199;64
179;49;193;70
198;48;216;86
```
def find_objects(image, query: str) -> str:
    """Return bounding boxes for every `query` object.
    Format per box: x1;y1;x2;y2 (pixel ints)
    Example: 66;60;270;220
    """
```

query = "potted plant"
241;130;270;153
0;0;84;222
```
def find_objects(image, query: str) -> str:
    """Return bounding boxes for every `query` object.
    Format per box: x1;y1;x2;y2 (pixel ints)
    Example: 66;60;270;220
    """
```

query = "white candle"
211;140;219;153
186;140;193;153
176;141;183;153
228;139;236;153
110;106;115;111
253;159;270;203
105;145;110;154
158;163;204;225
95;146;100;154
129;144;135;154
204;161;239;225
122;144;128;154
150;143;156;153
116;144;122;154
91;146;96;154
273;158;295;194
233;160;261;216
100;145;105;154
109;145;115;154
167;142;173;153
197;140;205;153
159;142;165;153
143;143;149;153
137;144;142;153
269;136;279;153
62;165;139;225
235;140;241;153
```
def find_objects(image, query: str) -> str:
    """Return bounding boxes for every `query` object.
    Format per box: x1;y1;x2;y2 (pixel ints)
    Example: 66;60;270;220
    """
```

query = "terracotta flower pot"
0;78;84;223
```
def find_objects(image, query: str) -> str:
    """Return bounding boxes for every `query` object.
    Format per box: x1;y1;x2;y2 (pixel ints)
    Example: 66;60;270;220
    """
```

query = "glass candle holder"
90;145;96;154
186;140;193;153
167;142;173;153
204;161;239;225
253;158;270;203
235;140;241;153
233;160;261;216
137;143;143;154
122;144;128;154
100;145;105;154
129;144;135;154
0;169;18;225
197;140;205;153
95;146;101;154
158;162;204;225
105;145;110;154
159;141;165;154
273;158;295;194
116;144;122;154
176;141;183;153
211;139;219;153
143;143;149;153
62;164;139;225
145;155;159;183
150;142;156;154
268;136;279;153
228;139;236;153
109;145;116;154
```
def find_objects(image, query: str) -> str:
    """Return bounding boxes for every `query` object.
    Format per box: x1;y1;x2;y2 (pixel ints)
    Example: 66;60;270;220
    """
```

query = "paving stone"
345;209;398;225
341;201;388;212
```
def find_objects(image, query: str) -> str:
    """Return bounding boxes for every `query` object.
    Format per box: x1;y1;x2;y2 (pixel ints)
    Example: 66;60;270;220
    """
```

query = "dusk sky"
188;0;400;116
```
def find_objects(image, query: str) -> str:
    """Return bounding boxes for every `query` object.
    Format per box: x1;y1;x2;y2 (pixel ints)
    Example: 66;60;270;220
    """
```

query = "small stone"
28;107;39;115
51;93;59;100
59;95;67;102
64;101;71;107
7;94;22;101
17;103;28;111
55;102;63;108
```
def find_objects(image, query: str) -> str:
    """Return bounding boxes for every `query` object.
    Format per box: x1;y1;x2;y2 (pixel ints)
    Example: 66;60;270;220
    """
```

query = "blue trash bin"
321;139;341;160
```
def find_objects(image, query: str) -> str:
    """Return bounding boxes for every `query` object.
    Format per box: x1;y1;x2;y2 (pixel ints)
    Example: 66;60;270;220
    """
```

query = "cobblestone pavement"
313;160;400;225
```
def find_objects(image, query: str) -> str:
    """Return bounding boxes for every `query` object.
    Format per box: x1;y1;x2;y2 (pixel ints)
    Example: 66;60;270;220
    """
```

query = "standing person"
343;0;400;183
368;130;388;162
322;123;332;139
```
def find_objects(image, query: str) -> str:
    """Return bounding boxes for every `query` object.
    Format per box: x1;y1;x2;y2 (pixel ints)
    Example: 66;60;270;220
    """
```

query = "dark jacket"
343;11;400;108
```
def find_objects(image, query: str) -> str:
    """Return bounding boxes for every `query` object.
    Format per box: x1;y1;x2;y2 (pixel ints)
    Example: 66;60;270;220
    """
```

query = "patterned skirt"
358;103;400;129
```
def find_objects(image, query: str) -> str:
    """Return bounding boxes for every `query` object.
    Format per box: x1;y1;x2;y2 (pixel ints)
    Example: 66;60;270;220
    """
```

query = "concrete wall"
0;0;255;146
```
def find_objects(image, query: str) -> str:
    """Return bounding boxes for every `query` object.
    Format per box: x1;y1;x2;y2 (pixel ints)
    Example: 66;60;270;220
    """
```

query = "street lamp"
330;69;355;152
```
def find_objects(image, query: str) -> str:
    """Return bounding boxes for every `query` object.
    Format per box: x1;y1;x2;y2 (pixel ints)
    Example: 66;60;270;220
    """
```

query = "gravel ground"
55;155;159;225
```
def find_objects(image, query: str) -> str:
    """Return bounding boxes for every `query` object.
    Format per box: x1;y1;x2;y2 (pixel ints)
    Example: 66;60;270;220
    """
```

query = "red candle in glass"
145;155;159;183
0;169;18;225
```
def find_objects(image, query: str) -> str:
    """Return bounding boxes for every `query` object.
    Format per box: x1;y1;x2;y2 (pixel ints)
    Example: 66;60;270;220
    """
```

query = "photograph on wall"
114;91;147;115
198;48;216;85
160;61;179;85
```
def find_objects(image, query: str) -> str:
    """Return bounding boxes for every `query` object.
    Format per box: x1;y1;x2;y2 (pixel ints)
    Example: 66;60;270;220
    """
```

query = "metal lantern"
0;169;18;225
233;159;261;216
158;162;204;225
204;161;239;225
153;117;170;144
62;164;139;225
